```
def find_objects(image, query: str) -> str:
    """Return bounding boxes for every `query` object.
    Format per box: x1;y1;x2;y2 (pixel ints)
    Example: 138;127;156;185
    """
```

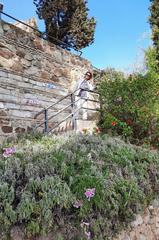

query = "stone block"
21;58;32;67
8;73;22;81
131;214;143;227
0;56;12;68
139;234;147;240
25;66;38;75
24;53;33;61
16;49;25;58
2;126;13;133
3;24;11;31
0;101;4;109
0;87;11;95
33;39;43;51
15;127;25;133
53;50;63;63
41;71;50;80
11;61;24;72
0;48;14;59
32;59;42;68
0;118;10;125
0;70;8;78
0;110;8;116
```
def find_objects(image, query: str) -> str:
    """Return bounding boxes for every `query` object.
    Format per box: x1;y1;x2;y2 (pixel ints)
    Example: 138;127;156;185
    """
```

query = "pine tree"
149;0;159;67
34;0;96;50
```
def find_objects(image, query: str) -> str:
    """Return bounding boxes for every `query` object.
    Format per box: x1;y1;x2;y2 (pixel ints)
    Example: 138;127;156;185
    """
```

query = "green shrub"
98;66;159;148
0;134;159;239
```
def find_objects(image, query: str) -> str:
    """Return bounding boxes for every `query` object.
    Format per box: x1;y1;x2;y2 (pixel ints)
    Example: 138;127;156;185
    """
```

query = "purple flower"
80;221;90;228
84;188;96;201
85;231;91;239
3;147;16;158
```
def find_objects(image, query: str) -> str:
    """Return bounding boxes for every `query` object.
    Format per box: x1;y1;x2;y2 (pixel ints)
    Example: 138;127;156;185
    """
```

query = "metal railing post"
44;109;48;134
71;93;77;131
99;94;104;124
0;3;3;20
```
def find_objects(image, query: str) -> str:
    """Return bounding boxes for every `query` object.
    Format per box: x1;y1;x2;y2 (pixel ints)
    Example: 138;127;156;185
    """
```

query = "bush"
98;65;159;148
0;134;159;239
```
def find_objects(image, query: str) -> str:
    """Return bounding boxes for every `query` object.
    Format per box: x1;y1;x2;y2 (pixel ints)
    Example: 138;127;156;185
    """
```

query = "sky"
1;0;152;71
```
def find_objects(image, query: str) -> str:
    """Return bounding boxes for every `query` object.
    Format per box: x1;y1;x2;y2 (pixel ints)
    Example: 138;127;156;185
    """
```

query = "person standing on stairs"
75;71;94;120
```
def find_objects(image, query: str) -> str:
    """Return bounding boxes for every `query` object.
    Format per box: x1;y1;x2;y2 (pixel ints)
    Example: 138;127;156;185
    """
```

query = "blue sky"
2;0;151;70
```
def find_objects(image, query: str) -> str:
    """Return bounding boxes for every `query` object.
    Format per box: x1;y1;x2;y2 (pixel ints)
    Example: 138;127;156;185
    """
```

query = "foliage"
145;47;158;76
34;0;96;50
0;133;159;239
149;0;159;70
98;66;159;148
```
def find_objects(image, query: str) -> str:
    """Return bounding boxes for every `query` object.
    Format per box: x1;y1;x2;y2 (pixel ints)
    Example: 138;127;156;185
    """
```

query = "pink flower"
80;221;90;228
85;231;91;239
73;200;83;208
3;147;16;158
84;188;96;201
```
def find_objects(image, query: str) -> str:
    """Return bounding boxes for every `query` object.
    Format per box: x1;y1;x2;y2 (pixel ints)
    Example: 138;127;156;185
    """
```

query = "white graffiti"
25;99;40;106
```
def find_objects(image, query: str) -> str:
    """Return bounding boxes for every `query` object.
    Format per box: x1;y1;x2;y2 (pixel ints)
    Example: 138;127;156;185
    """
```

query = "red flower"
111;121;117;126
127;119;133;125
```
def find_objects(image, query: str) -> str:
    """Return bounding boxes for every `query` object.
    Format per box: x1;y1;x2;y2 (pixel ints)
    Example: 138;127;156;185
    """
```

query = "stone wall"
0;68;72;141
0;20;92;90
113;199;159;240
0;20;93;140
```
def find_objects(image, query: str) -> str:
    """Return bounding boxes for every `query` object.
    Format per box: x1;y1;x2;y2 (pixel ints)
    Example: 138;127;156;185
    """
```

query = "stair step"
76;120;97;131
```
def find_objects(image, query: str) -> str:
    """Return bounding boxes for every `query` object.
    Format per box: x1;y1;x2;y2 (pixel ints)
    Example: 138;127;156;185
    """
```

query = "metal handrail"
34;88;81;119
33;84;101;134
34;97;82;131
47;97;81;122
48;100;87;133
33;89;83;131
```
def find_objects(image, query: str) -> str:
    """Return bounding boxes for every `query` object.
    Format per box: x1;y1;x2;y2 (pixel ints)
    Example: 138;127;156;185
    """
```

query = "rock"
0;110;7;116
15;127;25;133
25;66;38;75
0;48;14;59
27;126;33;133
53;50;62;63
16;50;25;58
41;71;50;80
1;126;13;133
0;102;4;108
131;214;143;227
11;62;24;72
0;118;10;125
0;56;12;68
10;226;25;240
139;234;146;240
3;24;11;31
32;60;42;68
152;199;159;208
50;74;59;82
34;39;43;50
24;53;33;61
122;234;131;240
21;59;32;68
